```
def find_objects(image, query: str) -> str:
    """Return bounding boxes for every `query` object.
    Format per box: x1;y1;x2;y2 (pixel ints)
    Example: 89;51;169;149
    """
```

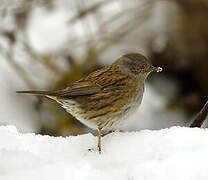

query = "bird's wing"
56;80;102;97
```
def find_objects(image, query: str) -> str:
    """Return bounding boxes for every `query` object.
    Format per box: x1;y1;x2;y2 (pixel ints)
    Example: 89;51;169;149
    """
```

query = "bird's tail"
16;90;55;96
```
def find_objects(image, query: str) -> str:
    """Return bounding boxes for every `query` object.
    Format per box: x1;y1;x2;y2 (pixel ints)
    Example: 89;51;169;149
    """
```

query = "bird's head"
116;53;162;81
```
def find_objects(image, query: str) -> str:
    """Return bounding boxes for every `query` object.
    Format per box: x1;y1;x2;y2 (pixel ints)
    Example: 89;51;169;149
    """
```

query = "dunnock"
17;53;162;153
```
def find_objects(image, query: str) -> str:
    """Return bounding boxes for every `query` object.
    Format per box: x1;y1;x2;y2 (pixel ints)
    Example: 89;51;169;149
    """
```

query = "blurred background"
0;0;208;136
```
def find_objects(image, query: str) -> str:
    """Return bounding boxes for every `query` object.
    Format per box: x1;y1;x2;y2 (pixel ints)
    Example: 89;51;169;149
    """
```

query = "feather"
16;80;102;98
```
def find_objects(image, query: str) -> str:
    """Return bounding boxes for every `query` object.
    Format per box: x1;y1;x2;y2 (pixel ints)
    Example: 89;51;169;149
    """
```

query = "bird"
17;53;162;153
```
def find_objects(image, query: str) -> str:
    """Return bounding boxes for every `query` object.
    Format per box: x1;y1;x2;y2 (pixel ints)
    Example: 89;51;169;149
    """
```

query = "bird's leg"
98;128;102;153
101;130;114;137
89;128;112;153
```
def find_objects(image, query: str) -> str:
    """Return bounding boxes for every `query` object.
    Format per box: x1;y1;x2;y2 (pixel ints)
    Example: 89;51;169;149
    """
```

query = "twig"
21;40;62;75
69;0;109;23
190;100;208;127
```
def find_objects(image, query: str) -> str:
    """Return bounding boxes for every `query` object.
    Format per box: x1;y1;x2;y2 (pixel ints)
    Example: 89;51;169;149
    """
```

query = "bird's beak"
152;66;162;72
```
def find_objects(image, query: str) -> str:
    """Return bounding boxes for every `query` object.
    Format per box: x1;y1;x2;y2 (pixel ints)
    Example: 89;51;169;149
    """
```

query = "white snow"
1;125;208;180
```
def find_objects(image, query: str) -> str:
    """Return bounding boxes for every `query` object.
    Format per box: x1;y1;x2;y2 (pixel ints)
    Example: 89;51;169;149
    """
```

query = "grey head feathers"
116;53;158;81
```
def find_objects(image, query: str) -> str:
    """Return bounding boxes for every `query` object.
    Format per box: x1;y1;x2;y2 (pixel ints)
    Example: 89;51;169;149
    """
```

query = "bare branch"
190;100;208;127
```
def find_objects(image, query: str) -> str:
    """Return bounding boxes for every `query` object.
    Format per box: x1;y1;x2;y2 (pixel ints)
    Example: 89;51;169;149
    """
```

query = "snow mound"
0;125;208;180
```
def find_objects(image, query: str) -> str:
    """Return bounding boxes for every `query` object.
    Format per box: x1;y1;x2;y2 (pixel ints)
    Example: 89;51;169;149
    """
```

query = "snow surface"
1;125;208;180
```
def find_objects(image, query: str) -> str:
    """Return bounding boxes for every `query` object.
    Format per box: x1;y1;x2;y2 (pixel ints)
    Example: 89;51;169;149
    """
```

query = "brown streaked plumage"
17;53;162;153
